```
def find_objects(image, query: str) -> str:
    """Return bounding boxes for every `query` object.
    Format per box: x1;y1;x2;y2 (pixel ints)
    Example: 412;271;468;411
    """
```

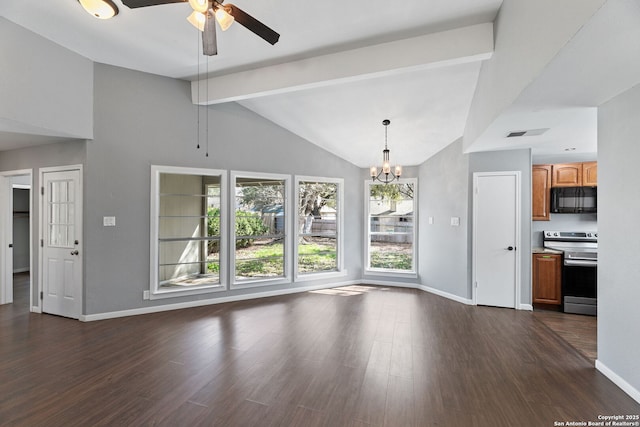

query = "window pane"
158;238;220;287
234;176;286;282
159;216;206;239
298;236;337;273
297;180;339;275
235;238;284;280
156;171;223;291
48;179;74;248
368;183;415;272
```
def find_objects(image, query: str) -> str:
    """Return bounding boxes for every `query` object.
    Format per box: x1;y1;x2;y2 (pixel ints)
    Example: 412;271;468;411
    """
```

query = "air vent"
506;128;550;138
506;131;527;138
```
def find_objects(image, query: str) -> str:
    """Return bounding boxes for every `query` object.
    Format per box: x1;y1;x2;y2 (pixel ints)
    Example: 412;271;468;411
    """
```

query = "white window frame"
150;165;227;299
364;178;418;277
294;176;345;281
230;171;291;289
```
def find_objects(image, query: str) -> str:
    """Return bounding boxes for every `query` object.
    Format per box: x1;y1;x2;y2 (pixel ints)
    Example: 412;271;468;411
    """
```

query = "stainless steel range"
543;231;597;316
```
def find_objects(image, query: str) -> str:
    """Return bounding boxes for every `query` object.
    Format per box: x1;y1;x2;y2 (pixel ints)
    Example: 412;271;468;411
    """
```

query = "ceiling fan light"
187;11;206;32
78;0;118;19
188;0;208;14
215;6;234;31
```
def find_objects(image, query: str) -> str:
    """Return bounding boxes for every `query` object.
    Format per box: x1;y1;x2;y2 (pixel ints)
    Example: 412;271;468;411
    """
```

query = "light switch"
450;217;460;226
103;216;116;227
428;216;434;225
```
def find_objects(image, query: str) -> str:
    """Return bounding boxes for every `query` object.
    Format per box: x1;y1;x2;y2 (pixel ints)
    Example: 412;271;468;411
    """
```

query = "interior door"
42;169;82;319
0;176;13;304
473;172;520;308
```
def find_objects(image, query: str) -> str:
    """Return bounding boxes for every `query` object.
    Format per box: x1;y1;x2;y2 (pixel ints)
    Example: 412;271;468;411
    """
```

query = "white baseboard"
519;304;533;311
30;305;41;313
595;360;640;404
80;279;360;322
418;284;474;305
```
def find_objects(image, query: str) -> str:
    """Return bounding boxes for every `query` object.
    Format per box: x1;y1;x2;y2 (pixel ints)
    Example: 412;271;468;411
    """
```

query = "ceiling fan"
121;0;280;56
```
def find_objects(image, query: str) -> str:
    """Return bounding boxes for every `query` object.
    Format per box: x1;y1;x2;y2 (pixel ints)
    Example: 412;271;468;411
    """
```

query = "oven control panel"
544;231;597;241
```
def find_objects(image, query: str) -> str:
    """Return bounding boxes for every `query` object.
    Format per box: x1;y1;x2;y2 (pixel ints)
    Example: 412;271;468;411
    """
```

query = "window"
295;177;343;277
232;172;290;286
365;179;417;274
150;166;226;298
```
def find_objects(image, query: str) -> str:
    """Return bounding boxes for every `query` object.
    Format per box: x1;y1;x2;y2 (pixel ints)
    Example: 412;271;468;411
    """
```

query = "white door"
0;176;13;304
473;172;520;308
0;171;32;306
42;169;82;318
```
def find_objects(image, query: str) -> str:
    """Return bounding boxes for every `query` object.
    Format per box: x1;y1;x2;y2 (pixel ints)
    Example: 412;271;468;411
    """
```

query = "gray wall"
0;18;93;139
468;148;532;306
418;138;469;297
84;63;362;314
597;83;640;394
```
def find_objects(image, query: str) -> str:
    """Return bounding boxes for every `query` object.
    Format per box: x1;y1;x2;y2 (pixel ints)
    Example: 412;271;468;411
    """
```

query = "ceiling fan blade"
202;13;218;56
226;4;280;45
121;0;186;8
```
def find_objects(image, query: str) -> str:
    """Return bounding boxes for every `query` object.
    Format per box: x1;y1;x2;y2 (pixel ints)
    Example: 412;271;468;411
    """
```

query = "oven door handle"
564;259;597;267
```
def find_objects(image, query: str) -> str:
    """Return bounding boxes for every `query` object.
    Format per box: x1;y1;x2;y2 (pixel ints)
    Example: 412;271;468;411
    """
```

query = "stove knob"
554;232;559;237
595;233;598;238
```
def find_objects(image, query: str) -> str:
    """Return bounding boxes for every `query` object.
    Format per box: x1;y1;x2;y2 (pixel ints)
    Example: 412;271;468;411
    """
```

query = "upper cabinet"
532;161;597;221
582;161;598;186
532;164;552;221
551;162;597;187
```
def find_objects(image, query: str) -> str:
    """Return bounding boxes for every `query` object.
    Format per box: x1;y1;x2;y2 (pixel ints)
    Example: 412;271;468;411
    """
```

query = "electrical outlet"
450;217;460;226
143;290;150;300
429;216;434;225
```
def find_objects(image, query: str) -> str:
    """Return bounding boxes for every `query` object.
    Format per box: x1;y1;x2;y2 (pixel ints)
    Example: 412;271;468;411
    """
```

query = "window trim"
230;171;291;289
364;178;418;277
149;165;228;300
294;175;345;281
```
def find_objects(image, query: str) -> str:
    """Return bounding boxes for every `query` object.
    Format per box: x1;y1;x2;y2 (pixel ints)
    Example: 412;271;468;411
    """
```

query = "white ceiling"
3;0;637;164
468;0;640;159
0;0;504;162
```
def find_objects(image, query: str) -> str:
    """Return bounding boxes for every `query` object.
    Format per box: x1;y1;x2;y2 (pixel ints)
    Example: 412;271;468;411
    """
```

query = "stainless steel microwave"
551;186;597;214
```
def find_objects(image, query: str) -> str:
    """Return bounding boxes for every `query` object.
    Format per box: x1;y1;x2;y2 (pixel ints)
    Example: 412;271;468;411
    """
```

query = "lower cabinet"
532;253;562;305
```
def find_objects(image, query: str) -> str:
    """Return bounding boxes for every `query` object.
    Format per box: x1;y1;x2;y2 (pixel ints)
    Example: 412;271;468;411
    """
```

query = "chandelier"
370;119;402;184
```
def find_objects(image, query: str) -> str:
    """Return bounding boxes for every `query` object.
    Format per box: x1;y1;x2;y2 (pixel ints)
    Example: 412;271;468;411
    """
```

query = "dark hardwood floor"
1;276;638;426
533;309;597;364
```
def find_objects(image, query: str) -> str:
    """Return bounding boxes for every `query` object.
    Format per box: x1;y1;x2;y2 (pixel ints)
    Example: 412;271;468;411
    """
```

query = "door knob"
70;250;79;255
506;246;515;251
8;243;13;248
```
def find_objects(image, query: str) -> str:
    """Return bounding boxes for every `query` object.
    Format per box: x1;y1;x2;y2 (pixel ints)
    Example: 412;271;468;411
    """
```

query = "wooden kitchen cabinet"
552;163;582;187
532;253;562;305
532;164;552;221
582;161;598;186
551;162;597;187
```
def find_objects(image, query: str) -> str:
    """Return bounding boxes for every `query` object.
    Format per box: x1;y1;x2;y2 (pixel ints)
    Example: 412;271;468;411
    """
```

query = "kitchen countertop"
532;247;563;255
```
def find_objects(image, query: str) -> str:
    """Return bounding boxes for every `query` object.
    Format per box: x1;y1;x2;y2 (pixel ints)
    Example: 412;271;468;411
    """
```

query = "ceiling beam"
191;23;494;105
